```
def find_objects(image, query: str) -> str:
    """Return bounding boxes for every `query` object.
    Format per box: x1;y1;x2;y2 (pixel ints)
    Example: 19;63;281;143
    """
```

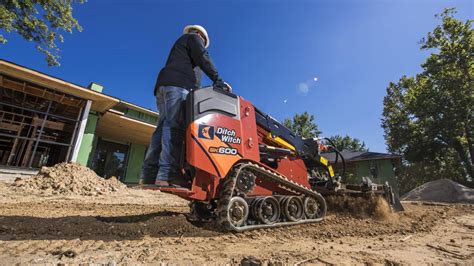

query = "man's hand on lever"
213;79;232;92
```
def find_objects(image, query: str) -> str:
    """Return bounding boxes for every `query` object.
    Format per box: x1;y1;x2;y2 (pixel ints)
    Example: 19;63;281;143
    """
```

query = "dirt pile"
402;179;474;204
12;162;127;196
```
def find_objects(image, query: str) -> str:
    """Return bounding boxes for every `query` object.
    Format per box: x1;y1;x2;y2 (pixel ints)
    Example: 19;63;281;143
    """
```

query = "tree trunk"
465;123;474;164
452;140;474;180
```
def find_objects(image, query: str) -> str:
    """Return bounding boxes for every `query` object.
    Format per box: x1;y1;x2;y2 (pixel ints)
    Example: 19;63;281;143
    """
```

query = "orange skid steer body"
144;87;400;232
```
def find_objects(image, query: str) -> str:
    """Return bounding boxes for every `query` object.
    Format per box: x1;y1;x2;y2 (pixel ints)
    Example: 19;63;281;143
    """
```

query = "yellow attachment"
327;165;335;177
319;156;328;166
265;133;296;151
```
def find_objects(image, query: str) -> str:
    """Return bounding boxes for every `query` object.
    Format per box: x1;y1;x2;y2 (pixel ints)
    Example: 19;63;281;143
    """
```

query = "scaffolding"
0;75;86;168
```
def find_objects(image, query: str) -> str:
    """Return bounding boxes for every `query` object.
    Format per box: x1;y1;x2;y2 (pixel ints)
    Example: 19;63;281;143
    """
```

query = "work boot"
154;179;186;188
155;179;171;187
138;176;156;185
168;178;192;189
155;178;191;189
157;169;191;189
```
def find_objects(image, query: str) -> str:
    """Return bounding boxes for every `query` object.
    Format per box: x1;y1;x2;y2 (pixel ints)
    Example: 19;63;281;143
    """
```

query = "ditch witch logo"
198;124;241;144
198;124;215;140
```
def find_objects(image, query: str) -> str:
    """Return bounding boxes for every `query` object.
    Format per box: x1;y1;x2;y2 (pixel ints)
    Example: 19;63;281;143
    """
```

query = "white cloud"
298;82;309;94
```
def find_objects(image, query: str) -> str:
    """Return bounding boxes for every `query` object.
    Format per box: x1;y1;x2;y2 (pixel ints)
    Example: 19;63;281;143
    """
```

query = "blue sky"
2;0;472;152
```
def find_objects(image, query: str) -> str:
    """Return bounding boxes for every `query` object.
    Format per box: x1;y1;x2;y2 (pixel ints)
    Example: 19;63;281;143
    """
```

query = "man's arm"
188;34;220;83
193;66;202;88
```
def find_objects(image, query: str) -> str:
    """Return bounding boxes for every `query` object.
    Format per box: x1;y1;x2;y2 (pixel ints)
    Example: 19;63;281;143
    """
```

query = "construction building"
0;60;157;183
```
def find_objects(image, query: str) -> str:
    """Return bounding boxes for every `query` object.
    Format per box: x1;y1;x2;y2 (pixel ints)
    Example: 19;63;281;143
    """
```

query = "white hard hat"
183;25;210;48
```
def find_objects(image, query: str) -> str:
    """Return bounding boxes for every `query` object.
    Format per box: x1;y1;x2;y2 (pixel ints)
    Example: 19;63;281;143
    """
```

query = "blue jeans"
140;86;189;182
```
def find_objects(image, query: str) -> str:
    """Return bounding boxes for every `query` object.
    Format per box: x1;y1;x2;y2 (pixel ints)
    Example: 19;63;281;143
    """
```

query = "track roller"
303;197;318;219
226;196;249;227
281;196;304;221
304;195;327;219
253;196;280;224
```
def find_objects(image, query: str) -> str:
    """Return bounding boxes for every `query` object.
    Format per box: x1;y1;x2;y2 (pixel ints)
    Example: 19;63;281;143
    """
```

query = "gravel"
401;179;474;204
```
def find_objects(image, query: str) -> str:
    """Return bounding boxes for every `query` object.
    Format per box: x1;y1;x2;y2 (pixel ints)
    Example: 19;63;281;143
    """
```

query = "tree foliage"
382;8;473;189
0;0;85;66
283;111;321;139
328;134;368;152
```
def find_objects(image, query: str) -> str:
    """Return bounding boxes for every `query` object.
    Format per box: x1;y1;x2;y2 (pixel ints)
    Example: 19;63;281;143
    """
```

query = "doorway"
91;139;129;180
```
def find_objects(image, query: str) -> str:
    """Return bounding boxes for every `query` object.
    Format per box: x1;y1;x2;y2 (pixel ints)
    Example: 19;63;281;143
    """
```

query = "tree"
328;134;368;152
0;0;85;66
283;111;321;139
382;8;473;187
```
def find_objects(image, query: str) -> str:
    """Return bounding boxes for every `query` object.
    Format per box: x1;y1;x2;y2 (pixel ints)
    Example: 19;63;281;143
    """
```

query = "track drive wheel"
282;196;304;222
235;169;256;194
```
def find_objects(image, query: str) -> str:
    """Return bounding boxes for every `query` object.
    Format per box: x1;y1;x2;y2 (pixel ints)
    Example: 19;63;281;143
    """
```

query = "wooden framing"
1;76;83;108
0;60;119;113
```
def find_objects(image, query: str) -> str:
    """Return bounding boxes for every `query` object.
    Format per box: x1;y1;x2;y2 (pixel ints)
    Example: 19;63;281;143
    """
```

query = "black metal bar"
121;142;131;182
28;100;53;167
0;101;80;123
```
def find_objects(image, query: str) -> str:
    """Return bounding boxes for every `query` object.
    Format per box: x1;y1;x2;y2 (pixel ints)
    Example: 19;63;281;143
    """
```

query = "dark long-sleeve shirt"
154;33;219;94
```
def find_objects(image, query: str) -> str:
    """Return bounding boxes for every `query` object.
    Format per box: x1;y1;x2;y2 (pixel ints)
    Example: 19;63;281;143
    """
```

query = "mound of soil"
402;179;474;204
12;162;127;196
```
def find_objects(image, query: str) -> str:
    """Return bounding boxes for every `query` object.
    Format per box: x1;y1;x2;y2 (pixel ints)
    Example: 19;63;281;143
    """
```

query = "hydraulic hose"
322;137;346;180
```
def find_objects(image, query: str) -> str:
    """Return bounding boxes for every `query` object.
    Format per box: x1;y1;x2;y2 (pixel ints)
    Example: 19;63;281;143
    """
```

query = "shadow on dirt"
95;210;179;223
0;211;221;241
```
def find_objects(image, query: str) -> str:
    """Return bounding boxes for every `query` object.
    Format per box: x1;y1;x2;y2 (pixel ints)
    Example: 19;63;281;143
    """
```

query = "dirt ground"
0;182;473;265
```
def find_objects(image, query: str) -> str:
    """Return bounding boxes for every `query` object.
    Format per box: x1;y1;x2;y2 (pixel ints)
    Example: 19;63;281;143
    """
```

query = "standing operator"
139;25;230;188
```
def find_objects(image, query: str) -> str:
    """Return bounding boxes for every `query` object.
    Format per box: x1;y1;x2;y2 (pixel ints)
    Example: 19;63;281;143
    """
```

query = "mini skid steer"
144;87;402;232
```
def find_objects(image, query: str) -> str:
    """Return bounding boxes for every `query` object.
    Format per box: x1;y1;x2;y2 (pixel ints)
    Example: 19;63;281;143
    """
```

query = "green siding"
125;109;140;119
355;161;371;179
76;113;99;166
123;143;146;183
375;160;398;190
125;108;158;124
354;159;398;191
142;113;158;124
343;164;359;184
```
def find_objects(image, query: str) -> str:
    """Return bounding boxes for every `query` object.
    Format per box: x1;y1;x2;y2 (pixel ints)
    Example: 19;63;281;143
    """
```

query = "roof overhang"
0;60;119;113
95;110;155;146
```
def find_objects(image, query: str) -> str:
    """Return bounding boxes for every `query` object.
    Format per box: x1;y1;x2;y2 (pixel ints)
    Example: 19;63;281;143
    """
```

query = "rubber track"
215;162;327;232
